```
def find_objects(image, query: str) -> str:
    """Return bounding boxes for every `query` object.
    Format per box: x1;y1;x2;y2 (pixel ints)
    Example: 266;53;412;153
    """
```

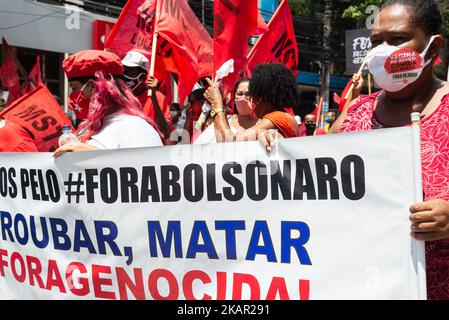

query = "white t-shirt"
193;116;257;144
87;112;163;149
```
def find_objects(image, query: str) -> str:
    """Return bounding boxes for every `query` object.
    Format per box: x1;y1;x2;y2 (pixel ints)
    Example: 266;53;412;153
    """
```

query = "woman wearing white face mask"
193;78;259;144
338;0;449;300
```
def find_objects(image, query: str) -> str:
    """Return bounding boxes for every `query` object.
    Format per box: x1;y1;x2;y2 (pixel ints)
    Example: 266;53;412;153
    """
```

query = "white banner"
0;127;425;300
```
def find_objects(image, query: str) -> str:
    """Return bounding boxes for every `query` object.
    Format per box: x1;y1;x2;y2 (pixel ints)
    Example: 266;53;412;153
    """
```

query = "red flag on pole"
0;57;19;88
29;56;43;86
0;84;73;152
214;0;264;95
154;0;213;105
247;0;298;76
105;0;169;84
104;0;154;58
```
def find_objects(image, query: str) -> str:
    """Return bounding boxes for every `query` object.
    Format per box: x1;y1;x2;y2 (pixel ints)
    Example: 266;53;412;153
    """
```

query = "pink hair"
77;72;162;141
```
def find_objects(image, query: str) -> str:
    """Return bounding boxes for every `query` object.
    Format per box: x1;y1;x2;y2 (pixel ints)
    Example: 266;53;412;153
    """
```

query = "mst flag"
247;0;298;75
0;84;73;152
154;0;213;104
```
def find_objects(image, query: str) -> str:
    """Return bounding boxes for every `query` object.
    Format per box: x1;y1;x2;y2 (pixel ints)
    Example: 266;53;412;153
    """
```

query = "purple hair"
77;72;162;141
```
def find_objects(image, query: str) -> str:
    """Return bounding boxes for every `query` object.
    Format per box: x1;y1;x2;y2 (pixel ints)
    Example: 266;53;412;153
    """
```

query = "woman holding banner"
54;50;162;157
261;0;449;300
204;63;300;142
194;78;260;144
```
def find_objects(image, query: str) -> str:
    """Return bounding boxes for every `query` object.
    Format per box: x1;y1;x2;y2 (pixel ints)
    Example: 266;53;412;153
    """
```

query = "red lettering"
66;262;90;296
148;269;179;300
46;259;66;293
11;252;26;283
26;255;45;289
266;277;290;300
232;273;260;300
0;249;8;277
182;270;211;300
216;271;227;300
116;267;145;300
299;279;310;300
92;264;116;300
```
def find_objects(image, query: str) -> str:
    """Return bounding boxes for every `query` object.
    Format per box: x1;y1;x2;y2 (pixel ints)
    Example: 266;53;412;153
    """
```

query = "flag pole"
148;32;158;97
410;112;427;300
368;73;372;95
344;58;368;100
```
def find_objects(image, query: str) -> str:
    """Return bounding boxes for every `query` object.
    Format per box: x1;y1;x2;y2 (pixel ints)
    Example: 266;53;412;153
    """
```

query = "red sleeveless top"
341;91;449;300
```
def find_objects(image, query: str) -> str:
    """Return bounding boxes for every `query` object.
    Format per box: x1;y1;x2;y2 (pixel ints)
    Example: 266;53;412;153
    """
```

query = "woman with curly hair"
204;63;300;142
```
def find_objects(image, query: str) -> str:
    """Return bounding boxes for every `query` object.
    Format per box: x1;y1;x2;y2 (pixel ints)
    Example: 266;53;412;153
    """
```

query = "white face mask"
366;35;436;92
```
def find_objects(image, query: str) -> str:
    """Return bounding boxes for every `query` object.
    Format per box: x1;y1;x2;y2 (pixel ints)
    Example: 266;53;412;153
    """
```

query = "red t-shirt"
0;120;38;152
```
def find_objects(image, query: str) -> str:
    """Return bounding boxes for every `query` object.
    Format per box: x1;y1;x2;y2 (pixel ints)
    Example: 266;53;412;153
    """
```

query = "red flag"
0;57;19;88
247;0;298;76
214;0;262;95
29;56;43;86
93;20;115;50
249;12;269;36
154;0;213;105
105;0;168;83
0;84;73;152
338;79;352;111
105;0;154;58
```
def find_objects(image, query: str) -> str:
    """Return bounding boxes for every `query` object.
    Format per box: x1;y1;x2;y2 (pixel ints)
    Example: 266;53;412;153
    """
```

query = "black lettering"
207;164;222;201
8;168;17;198
100;168;118;204
183;164;203;202
341;155;366;200
161;165;181;202
271;160;292;200
85;169;98;204
46;170;60;202
315;158;339;200
120;167;139;203
222;162;243;201
293;159;316;200
246;161;268;201
32;116;56;131
141;166;160;202
29;169;40;200
20;169;29;199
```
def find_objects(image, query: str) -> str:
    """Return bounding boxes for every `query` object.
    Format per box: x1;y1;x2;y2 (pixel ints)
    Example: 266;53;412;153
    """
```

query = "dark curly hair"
382;0;442;36
249;63;300;112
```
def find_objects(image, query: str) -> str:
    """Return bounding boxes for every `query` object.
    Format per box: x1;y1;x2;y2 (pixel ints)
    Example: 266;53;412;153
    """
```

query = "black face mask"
123;72;146;92
305;123;316;131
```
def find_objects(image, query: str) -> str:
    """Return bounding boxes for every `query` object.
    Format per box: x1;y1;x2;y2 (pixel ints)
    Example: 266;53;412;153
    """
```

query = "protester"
260;0;449;300
194;78;259;144
298;114;326;137
183;88;207;143
204;63;300;142
0;118;38;152
54;50;162;157
121;50;172;141
323;109;339;133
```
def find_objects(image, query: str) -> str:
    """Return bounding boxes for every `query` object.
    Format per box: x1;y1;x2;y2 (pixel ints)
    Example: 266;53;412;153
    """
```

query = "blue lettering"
30;216;49;248
148;221;183;258
74;220;97;254
215;221;245;260
246;221;277;262
94;221;121;256
13;213;29;245
50;218;71;251
281;221;312;265
187;221;218;259
0;210;14;242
